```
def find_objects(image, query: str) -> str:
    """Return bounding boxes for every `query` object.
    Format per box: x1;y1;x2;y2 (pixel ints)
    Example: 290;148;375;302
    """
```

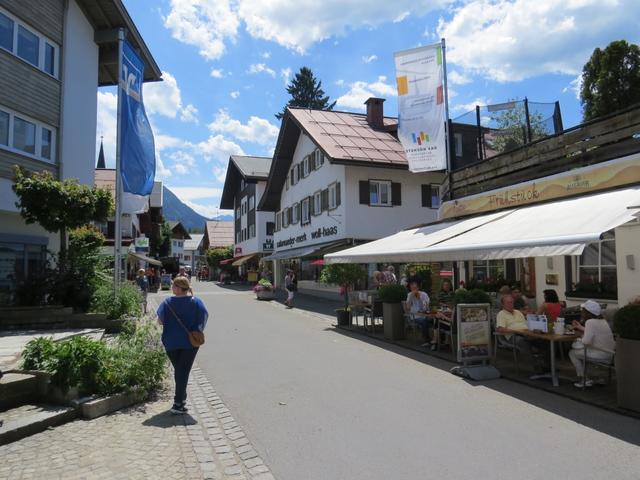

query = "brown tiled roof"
287;108;406;166
95;168;116;198
205;221;234;248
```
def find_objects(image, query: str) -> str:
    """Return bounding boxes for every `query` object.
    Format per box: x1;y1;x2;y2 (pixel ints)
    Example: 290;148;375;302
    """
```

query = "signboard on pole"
456;303;492;363
394;42;448;172
135;236;149;253
120;40;156;214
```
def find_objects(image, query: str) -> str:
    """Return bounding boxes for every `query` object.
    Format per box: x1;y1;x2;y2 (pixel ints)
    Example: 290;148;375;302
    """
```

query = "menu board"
456;303;492;363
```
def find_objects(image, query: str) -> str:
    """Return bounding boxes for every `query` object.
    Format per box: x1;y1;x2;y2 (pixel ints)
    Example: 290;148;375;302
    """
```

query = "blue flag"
119;40;155;196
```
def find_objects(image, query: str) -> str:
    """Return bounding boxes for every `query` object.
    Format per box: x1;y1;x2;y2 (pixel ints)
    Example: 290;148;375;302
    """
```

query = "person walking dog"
157;276;208;414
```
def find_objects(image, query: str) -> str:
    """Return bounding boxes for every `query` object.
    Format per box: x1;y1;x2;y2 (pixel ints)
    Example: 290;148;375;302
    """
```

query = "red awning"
310;259;325;266
219;258;235;265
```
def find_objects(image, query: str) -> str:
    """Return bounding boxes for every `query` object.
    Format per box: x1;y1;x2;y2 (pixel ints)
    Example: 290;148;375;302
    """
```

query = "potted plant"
378;284;408;340
253;279;275;300
613;304;640;412
320;263;366;326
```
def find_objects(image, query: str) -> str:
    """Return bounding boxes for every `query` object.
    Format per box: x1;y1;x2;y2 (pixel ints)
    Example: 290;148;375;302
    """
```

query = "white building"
220;155;274;274
259;98;446;297
168;221;190;262
0;0;161;302
183;233;204;271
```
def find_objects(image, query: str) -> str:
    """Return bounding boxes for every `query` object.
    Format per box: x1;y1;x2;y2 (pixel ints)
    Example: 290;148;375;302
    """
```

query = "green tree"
12;168;113;254
486;102;546;154
206;246;233;270
581;40;640;120
155;221;172;258
275;67;336;120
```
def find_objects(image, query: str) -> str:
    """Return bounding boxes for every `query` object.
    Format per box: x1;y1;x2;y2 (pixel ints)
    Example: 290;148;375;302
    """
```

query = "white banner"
394;42;447;172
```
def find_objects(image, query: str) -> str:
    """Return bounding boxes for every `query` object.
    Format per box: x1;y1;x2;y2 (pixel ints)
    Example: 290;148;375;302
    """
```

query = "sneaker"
170;404;188;414
574;379;594;388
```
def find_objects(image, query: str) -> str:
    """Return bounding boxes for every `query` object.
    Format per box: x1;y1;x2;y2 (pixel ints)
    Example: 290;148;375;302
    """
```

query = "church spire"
97;136;106;169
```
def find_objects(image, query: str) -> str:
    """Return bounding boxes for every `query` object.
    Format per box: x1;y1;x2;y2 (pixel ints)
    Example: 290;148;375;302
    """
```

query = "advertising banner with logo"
119;40;156;214
394;42;448;172
134;236;149;253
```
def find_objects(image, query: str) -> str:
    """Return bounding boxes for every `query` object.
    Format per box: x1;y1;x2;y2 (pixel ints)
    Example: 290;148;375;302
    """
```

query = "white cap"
581;299;601;316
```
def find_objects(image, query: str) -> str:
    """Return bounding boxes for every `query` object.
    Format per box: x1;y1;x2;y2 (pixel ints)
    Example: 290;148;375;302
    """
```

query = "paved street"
189;281;640;480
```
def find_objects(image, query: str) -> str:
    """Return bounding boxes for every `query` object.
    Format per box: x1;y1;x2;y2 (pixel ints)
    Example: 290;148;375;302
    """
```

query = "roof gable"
220;156;272;210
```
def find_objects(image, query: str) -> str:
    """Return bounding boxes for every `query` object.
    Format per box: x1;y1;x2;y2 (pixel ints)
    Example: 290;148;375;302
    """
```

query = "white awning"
325;187;640;263
263;240;348;261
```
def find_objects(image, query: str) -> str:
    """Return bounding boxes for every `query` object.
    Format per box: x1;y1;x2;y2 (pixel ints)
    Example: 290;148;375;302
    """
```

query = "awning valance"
326;187;640;263
128;252;162;266
263;240;349;262
219;258;235;265
232;253;259;266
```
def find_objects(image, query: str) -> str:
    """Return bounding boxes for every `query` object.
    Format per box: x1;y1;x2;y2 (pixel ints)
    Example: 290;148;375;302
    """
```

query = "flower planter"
256;290;275;300
383;302;405;340
615;337;640;412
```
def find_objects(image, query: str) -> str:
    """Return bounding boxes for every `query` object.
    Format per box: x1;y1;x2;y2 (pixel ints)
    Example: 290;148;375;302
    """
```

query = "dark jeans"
166;348;199;407
414;316;434;341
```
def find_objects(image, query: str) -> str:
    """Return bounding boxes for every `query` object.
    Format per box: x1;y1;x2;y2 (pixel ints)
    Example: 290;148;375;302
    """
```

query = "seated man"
496;295;548;372
511;287;529;313
404;281;436;350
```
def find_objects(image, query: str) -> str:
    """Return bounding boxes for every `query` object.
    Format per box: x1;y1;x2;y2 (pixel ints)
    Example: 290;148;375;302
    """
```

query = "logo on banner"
412;132;430;145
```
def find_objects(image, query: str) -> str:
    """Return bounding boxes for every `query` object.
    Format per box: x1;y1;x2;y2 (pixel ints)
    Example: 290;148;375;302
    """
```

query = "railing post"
475;105;483;162
524;97;532;143
554;101;564;133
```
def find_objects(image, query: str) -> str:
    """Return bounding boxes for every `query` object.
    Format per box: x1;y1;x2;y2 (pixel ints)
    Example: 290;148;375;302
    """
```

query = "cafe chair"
363;300;383;333
582;345;616;388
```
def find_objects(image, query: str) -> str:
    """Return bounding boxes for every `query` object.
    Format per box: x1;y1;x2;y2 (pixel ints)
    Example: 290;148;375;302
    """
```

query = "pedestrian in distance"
284;270;297;308
136;268;149;314
157;276;208;414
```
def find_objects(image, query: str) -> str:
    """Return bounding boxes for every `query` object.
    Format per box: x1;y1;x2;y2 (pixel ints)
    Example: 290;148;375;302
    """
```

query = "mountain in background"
162;187;234;231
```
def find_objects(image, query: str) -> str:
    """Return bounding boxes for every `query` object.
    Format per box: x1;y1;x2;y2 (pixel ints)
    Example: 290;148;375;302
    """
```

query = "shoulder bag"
163;299;205;347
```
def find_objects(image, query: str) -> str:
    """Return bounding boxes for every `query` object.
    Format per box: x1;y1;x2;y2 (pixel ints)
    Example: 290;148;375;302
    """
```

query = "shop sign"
134;236;149;253
235;247;242;255
456;303;492;364
263;239;274;251
439;270;453;277
276;226;338;249
440;154;640;219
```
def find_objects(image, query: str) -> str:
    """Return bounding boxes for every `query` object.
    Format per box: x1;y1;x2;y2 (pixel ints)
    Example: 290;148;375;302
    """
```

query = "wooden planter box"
616;337;640;412
256;290;275;300
383;303;405;340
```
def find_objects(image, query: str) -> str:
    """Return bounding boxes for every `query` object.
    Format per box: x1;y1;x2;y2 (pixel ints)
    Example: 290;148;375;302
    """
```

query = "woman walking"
284;270;296;308
157;276;208;414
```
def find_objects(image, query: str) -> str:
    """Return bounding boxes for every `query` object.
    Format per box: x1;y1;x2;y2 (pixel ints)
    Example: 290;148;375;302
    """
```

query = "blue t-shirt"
157;296;208;351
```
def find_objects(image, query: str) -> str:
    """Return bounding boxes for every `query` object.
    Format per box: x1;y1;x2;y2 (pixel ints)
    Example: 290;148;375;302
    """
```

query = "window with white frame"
576;231;617;293
471;260;505;282
282;209;289;228
0;106;56;163
291;165;300;185
314;149;324;169
369;180;391;206
329;182;338;210
302;155;310;177
454;133;463;157
430;185;441;209
292;202;300;224
276;211;281;231
0;9;59;78
249;224;255;238
313;191;322;216
301;197;310;225
248;195;255;211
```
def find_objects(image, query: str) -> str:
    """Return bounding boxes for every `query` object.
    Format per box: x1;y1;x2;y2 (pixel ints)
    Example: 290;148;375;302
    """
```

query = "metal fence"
450;99;563;170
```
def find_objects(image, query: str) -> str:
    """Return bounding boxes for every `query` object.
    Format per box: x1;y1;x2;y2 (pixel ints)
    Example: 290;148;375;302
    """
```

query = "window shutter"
391;182;402;206
287;208;292;224
309;195;315;215
295;204;301;223
335;182;341;206
359;180;369;205
321;189;329;211
421;184;432;207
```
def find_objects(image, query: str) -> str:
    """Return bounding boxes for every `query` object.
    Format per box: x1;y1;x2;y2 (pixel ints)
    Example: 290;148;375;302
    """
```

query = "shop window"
369;180;391;206
471;260;505;283
0;242;46;305
575;231;617;297
313;191;322;216
301;197;311;225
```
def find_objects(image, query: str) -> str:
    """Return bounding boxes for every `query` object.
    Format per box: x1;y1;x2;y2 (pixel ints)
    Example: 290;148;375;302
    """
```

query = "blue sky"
96;0;640;218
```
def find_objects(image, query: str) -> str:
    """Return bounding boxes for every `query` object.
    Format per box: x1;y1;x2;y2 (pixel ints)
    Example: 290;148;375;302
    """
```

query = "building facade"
0;0;160;303
259;99;446;296
220;155;274;274
183;233;204;272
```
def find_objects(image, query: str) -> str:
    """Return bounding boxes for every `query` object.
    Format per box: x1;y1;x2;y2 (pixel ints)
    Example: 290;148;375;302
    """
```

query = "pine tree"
581;40;640;120
276;67;336;120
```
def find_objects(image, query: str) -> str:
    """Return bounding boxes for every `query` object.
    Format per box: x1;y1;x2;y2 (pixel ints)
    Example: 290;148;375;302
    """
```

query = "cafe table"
501;328;579;387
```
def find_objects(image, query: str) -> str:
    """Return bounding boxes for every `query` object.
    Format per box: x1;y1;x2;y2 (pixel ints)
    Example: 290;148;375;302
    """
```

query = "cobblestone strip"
184;367;275;480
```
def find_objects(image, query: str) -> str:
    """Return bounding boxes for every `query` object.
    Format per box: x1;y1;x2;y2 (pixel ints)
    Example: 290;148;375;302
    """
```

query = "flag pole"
114;28;125;291
441;37;453;201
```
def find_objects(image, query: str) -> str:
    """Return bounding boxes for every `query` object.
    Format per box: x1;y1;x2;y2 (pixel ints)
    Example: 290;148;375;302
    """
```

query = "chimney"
365;97;385;129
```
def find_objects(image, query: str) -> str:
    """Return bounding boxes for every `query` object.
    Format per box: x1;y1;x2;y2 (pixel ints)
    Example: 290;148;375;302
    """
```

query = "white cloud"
336;76;396;110
438;0;640;82
191;134;245;162
261;51;271;59
563;74;583;100
208;109;279;146
174;164;188;175
180;104;199;123
163;0;239;60
210;68;225;78
450;97;491;115
230;90;240;99
213;165;228;183
184;200;221;219
248;63;276;77
280;67;292;85
448;70;471;85
170;186;223;201
96;91;118;166
362;54;378;63
170;150;196;167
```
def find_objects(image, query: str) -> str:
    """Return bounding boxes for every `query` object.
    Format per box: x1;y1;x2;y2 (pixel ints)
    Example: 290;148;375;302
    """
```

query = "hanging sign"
394;42;447;172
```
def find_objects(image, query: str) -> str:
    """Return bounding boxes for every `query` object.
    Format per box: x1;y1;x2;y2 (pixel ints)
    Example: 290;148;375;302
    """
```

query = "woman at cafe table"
538;289;562;321
568;300;615;388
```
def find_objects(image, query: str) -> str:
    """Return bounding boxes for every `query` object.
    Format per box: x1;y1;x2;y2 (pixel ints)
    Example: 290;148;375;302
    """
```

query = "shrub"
21;322;166;395
614;304;640;341
320;263;367;308
378;284;408;304
91;281;142;319
253;278;273;292
454;288;492;305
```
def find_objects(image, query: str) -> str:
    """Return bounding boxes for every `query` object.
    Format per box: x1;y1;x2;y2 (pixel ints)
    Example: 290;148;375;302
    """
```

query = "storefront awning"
263;240;348;262
219;258;235;265
232;253;259;266
128;252;162;266
326;187;640;263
